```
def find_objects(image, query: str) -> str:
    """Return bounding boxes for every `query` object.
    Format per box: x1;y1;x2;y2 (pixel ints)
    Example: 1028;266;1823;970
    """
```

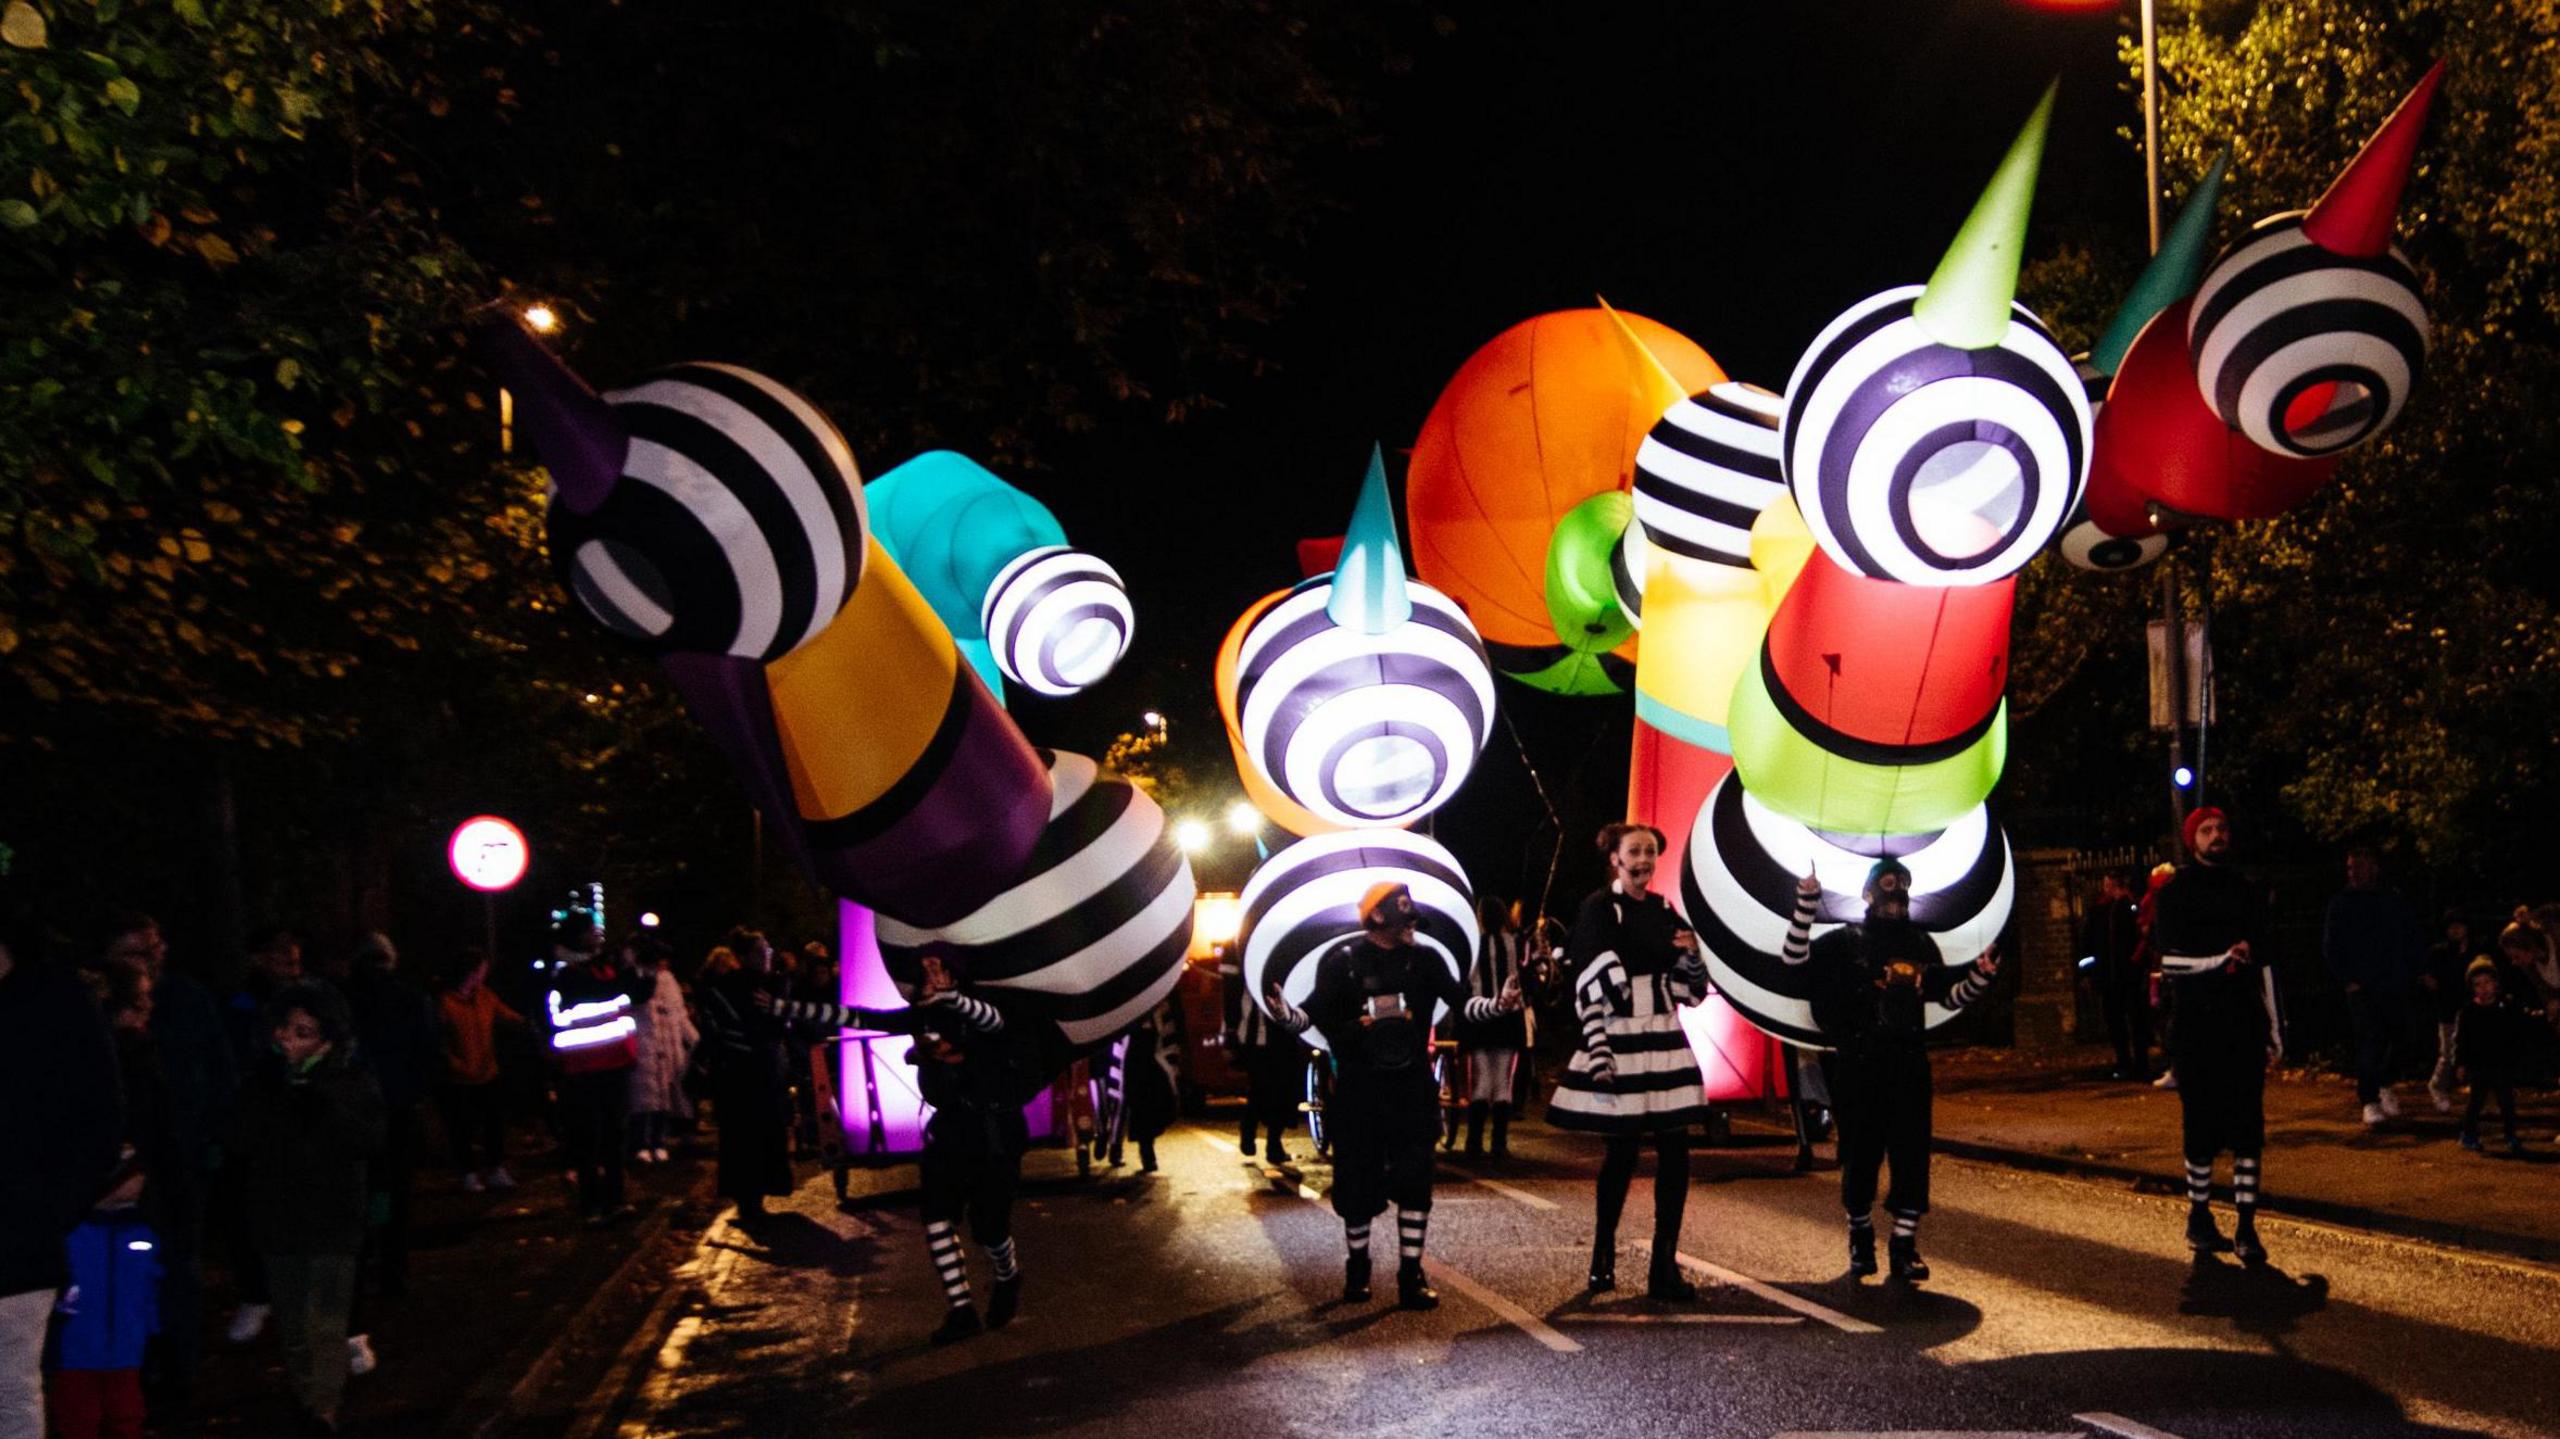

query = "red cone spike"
2302;60;2445;258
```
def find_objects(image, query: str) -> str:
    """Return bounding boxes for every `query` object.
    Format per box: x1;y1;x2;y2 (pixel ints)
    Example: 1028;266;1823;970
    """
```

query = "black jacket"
2455;994;2532;1081
228;1051;387;1256
1297;937;1472;1083
349;970;443;1109
2152;862;2278;1054
1807;923;1984;1063
0;962;124;1297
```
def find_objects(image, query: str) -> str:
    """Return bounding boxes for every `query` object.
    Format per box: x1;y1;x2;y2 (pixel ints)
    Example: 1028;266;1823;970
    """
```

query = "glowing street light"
1226;801;1261;837
639;911;662;928
1174;819;1212;854
1142;710;1167;733
522;303;561;334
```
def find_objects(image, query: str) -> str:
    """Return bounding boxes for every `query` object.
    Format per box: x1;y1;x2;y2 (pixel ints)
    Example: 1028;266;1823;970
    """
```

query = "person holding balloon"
1783;861;1999;1285
1267;883;1521;1312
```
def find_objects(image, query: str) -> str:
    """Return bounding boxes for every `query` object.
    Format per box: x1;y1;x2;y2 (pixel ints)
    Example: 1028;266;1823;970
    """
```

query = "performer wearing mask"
1456;898;1532;1161
1221;949;1299;1165
1269;883;1520;1311
2150;806;2282;1266
1548;824;1712;1300
1783;863;1998;1283
766;957;1033;1344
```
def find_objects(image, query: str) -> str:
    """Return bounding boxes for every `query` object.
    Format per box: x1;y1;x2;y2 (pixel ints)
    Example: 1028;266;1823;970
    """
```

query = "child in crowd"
48;962;163;1439
435;950;523;1192
230;983;385;1438
2455;957;2530;1156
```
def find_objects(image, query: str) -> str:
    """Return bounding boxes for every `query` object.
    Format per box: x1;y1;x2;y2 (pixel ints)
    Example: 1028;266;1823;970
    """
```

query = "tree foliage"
2011;0;2560;880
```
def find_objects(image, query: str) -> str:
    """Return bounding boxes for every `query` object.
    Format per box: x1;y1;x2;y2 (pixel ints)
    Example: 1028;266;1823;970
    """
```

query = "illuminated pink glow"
838;899;1064;1155
1678;994;1788;1101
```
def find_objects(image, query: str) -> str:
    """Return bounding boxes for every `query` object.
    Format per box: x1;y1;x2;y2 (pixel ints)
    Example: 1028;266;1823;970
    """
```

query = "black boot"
1239;1125;1256;1158
987;1273;1022;1329
1464;1103;1487;1158
930;1304;983;1345
1888;1233;1928;1283
1138;1139;1158;1173
1342;1251;1371;1303
1847;1224;1877;1278
2232;1211;2266;1267
1266;1136;1292;1165
1489;1105;1511;1160
1647;1257;1698;1302
1397;1261;1439;1311
2186;1202;2234;1255
1588;1240;1617;1291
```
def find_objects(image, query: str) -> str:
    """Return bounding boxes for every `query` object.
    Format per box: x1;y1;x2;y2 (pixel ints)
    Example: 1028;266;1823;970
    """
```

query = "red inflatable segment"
2096;298;2338;521
1626;717;1735;898
1760;549;2012;751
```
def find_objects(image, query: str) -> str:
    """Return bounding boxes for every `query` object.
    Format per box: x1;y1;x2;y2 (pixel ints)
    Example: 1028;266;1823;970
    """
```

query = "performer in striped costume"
1548;823;1713;1301
1221;953;1300;1164
1269;883;1519;1310
2150;806;2282;1267
1455;900;1532;1160
1782;860;1999;1284
767;957;1033;1344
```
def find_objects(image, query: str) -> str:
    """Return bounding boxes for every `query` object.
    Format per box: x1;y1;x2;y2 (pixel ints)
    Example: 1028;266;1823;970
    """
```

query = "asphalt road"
577;1120;2560;1439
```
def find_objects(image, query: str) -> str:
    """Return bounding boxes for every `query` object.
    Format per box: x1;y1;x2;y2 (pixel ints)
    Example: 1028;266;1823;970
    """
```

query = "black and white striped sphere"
875;750;1194;1050
1610;523;1649;632
1782;286;2090;588
2055;356;2168;573
2187;213;2429;459
981;546;1134;697
1233;578;1496;828
1238;830;1478;1054
1679;771;2013;1047
549;363;867;660
1634;382;1786;570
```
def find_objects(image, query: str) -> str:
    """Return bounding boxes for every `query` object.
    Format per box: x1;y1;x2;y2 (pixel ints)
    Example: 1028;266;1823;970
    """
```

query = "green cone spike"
2089;148;2231;377
1912;81;2059;350
1329;444;1413;634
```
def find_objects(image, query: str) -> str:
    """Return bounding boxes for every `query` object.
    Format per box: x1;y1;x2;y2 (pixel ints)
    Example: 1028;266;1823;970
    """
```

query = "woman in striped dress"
1548;823;1710;1300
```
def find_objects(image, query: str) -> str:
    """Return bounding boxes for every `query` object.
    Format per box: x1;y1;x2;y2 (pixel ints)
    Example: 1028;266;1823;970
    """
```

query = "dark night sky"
1003;2;2145;910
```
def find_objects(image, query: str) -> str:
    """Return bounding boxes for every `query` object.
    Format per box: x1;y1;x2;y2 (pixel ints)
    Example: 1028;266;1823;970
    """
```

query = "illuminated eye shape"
1633;382;1786;570
873;750;1194;1051
1237;829;1478;1053
982;546;1135;697
1232;581;1495;828
1783;287;2090;587
2058;515;2169;573
2188;215;2429;459
552;363;868;660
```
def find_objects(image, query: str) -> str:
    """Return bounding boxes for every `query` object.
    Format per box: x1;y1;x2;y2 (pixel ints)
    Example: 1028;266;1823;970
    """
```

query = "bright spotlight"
1225;801;1261;836
1175;819;1212;854
522;304;560;334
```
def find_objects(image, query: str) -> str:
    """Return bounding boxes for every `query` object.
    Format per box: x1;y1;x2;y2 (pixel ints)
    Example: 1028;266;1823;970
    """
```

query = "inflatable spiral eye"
1634;382;1786;570
981;546;1135;698
1238;830;1478;1053
875;750;1194;1049
1610;523;1648;632
1782;286;2090;587
2187;214;2429;459
2057;502;2171;573
1679;772;2014;1047
1233;580;1495;828
548;363;867;660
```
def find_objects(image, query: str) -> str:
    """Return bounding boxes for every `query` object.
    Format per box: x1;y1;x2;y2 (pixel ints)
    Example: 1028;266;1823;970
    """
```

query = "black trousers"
2346;990;2408;1104
1329;1072;1438;1221
712;1069;794;1202
361;1103;419;1297
2099;964;2153;1073
560;1068;631;1215
1826;1051;1933;1217
439;1081;507;1172
920;1125;1022;1248
1593;1130;1691;1257
2464;1079;2518;1141
1239;1043;1301;1145
147;1165;208;1390
2174;1039;2267;1163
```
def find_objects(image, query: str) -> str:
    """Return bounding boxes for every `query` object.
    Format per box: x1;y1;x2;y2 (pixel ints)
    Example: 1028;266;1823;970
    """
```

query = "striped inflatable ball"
548;363;868;660
1233;578;1496;828
1679;771;2013;1048
1782;286;2090;587
874;749;1195;1050
2187;214;2429;459
2057;355;2169;573
1633;382;1786;571
980;545;1135;697
1238;829;1478;1053
1609;522;1648;631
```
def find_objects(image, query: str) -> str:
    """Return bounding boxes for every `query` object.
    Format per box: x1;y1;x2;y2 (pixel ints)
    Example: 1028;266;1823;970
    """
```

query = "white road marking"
1671;1250;1883;1334
1440;1160;1563;1211
1773;1432;2084;1438
2075;1416;2190;1439
1560;1312;1807;1325
1418;1256;1584;1353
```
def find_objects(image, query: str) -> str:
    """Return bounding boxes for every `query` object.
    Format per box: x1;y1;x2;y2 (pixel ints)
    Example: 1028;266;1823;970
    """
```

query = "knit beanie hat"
1863;859;1912;900
2466;955;2501;986
1360;882;1414;929
2181;806;2227;855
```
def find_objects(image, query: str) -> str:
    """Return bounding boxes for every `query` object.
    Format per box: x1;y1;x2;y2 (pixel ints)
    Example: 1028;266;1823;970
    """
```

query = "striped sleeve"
1781;888;1820;965
2158;948;2232;976
1943;968;1992;1011
1460;996;1504;1024
1271;996;1312;1033
1667;949;1710;1005
1575;957;1622;1071
925;992;1005;1033
774;997;856;1028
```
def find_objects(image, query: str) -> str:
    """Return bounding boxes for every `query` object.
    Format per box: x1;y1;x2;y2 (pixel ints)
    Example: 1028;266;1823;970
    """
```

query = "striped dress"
1547;885;1712;1134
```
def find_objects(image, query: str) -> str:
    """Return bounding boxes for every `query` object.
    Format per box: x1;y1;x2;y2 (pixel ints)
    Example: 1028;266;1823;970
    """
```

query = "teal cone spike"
2089;148;2232;377
1329;444;1413;634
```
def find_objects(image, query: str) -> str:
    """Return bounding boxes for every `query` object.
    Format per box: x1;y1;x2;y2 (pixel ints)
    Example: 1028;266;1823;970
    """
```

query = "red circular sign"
448;816;529;892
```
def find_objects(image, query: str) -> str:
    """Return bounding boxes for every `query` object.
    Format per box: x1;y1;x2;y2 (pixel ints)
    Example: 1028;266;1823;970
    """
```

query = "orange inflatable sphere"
1407;309;1724;696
